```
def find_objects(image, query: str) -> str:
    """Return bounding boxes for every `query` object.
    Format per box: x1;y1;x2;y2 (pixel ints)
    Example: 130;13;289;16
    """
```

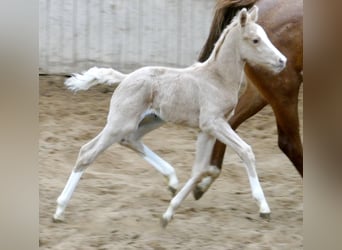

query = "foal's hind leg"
121;139;179;195
53;125;121;221
121;114;179;195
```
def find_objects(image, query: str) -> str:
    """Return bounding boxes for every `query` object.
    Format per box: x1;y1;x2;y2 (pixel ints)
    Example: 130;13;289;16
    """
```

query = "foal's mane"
199;0;257;62
211;13;239;60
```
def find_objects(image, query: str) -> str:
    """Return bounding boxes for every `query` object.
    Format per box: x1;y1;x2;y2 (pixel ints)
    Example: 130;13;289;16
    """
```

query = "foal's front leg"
161;132;217;227
203;118;270;217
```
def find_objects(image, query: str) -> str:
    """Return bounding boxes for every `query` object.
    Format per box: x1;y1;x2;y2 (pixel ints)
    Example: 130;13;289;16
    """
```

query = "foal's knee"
199;120;215;135
74;146;96;171
240;144;255;164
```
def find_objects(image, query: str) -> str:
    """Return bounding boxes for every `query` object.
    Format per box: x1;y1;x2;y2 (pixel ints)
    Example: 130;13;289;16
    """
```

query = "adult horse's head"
237;6;286;73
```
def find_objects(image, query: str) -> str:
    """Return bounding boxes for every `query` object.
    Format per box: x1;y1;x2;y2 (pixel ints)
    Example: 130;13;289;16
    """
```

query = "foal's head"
236;6;287;73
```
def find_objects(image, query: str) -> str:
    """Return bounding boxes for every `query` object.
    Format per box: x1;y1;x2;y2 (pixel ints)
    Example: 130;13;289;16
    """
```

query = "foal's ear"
249;5;259;22
239;8;248;27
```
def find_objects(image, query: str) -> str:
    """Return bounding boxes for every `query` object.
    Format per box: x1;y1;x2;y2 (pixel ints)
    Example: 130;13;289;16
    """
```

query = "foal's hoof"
160;214;173;228
160;217;169;228
193;186;205;200
259;212;271;220
168;186;177;197
52;215;65;223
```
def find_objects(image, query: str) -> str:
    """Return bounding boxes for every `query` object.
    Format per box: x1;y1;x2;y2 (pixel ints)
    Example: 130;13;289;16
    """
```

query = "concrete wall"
39;0;216;74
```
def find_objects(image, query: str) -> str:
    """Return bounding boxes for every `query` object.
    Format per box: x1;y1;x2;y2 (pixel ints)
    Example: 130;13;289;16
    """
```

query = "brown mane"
199;0;257;62
212;21;238;60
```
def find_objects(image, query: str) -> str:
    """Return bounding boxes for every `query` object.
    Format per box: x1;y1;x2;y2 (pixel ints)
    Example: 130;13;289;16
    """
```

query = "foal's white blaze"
239;20;287;73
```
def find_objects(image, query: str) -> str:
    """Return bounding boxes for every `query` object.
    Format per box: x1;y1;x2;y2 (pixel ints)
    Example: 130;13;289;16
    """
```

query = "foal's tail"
65;67;127;92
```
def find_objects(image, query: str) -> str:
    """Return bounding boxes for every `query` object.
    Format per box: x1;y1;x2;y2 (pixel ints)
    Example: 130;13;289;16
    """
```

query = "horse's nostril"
279;58;286;65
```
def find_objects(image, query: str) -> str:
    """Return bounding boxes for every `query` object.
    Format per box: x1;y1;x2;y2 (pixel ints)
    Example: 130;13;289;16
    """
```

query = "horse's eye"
252;38;259;44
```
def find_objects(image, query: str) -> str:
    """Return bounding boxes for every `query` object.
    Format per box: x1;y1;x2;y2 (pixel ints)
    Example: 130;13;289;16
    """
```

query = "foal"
53;7;286;227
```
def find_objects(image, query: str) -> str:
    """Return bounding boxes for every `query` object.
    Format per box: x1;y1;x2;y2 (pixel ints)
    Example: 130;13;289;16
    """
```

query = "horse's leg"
53;124;126;221
203;118;270;217
161;132;217;227
250;67;303;176
122;141;179;195
193;80;267;200
141;143;179;195
121;113;178;195
121;122;179;196
271;90;303;176
195;69;303;200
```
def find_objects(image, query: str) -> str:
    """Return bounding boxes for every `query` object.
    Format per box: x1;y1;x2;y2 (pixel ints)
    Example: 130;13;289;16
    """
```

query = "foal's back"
109;64;224;128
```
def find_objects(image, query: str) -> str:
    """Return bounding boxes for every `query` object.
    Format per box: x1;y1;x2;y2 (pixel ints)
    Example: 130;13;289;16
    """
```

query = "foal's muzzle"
273;56;287;73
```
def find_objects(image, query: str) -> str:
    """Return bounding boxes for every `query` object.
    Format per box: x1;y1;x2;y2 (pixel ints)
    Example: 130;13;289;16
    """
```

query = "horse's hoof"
160;213;173;228
193;186;205;200
160;216;169;228
52;215;64;223
259;212;271;220
168;186;177;197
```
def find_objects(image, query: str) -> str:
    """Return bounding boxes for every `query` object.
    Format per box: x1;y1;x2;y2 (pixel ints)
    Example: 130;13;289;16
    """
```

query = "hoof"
168;186;177;197
160;213;173;228
192;186;205;200
259;212;271;220
52;215;64;223
160;217;169;228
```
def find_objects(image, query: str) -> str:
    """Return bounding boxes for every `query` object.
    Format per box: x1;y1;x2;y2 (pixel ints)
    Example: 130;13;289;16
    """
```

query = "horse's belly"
157;101;200;128
151;79;200;127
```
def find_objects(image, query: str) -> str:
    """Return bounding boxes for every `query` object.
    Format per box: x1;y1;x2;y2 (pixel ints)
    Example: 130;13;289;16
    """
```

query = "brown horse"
194;0;303;199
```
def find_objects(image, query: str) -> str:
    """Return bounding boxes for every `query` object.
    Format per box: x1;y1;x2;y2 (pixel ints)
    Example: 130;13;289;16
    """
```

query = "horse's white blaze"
239;25;286;73
54;6;285;225
256;25;287;69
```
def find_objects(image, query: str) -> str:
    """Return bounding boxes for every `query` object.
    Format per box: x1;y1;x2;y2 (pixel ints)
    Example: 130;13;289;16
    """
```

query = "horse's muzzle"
273;57;287;73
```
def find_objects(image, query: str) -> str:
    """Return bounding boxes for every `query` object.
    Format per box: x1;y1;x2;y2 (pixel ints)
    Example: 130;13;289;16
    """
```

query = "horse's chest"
203;87;238;114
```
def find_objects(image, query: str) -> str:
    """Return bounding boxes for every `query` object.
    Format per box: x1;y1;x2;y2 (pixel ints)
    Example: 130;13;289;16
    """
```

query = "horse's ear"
249;5;259;22
239;8;248;27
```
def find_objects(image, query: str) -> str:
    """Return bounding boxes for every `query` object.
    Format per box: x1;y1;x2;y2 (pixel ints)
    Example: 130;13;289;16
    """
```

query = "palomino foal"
53;7;286;227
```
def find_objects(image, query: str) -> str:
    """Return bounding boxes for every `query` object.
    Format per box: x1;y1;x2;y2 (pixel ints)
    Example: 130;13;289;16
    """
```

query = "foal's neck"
205;27;245;90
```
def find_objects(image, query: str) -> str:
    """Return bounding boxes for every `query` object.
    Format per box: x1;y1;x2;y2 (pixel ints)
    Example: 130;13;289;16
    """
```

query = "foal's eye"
252;38;259;44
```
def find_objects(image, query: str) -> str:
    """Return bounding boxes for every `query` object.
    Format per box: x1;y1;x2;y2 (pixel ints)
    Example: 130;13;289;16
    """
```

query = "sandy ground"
39;75;303;250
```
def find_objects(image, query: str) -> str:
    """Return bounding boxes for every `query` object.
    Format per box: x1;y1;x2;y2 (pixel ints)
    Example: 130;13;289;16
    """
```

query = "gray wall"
39;0;216;74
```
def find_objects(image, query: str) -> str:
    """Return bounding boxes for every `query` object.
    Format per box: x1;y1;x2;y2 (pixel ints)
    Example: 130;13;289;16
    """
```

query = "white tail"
65;67;127;92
